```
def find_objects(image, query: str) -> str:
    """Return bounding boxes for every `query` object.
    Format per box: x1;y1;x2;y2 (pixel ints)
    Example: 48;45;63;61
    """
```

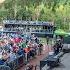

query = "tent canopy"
54;29;67;35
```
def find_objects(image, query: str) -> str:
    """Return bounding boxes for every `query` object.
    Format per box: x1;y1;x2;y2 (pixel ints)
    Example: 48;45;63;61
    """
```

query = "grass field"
39;37;55;45
39;37;47;44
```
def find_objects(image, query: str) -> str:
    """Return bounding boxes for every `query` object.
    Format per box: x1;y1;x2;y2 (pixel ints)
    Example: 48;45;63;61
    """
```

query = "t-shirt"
24;47;30;53
13;45;19;52
20;42;26;48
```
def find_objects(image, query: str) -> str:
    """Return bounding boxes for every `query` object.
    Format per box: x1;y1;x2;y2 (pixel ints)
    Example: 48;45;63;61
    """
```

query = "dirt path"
19;45;53;70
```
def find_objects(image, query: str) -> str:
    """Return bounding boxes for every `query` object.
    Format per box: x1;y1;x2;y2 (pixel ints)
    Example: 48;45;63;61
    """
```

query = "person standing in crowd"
12;43;19;53
38;43;43;55
17;48;25;56
20;40;27;48
26;64;33;70
35;36;39;44
31;34;36;42
53;41;61;55
47;36;49;45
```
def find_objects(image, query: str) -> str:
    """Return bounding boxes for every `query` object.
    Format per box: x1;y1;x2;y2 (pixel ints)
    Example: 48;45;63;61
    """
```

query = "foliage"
0;0;70;31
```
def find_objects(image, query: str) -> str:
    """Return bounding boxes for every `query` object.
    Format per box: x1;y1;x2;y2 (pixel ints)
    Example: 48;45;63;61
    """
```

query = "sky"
0;0;5;4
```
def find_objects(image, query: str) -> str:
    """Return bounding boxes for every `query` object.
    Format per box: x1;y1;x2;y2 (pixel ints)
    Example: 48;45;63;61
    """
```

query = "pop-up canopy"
54;29;67;35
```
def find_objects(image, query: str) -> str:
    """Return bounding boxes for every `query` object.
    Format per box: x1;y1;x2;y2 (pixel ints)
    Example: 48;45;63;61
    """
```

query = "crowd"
0;32;64;70
0;33;43;66
53;36;63;55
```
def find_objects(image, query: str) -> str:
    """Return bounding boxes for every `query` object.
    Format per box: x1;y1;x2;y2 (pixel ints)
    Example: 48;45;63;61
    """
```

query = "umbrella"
64;32;70;37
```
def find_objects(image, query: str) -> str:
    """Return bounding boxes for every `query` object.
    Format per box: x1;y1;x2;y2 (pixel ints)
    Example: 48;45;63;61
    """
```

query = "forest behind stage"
0;0;70;30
